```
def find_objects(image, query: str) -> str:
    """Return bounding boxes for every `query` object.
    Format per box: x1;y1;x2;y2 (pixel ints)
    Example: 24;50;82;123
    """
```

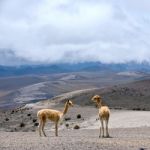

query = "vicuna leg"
99;124;101;138
55;122;58;136
38;120;43;136
105;119;109;137
100;118;104;138
42;120;47;137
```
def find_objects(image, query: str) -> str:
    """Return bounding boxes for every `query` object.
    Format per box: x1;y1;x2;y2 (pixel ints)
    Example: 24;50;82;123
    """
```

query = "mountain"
0;62;150;77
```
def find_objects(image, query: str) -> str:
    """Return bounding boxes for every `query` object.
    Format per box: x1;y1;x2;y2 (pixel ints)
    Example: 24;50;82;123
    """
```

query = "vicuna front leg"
55;122;58;136
99;123;101;138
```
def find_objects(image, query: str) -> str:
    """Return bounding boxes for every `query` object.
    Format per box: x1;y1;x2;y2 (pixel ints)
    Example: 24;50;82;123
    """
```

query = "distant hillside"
38;79;150;111
0;62;150;76
1;71;149;109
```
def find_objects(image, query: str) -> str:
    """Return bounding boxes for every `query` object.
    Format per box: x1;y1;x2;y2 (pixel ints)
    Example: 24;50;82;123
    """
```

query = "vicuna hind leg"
105;119;109;138
99;118;104;138
38;120;43;136
41;117;47;137
99;124;101;138
102;120;105;138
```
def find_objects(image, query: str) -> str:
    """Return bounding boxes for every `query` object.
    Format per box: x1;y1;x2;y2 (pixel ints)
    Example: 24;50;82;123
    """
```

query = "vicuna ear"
67;100;69;103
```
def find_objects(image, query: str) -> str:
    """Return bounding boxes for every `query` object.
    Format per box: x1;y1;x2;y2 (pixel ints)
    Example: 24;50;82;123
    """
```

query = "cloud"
0;0;150;65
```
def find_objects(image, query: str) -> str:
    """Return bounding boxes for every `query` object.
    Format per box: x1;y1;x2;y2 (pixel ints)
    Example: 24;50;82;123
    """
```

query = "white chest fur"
59;114;64;124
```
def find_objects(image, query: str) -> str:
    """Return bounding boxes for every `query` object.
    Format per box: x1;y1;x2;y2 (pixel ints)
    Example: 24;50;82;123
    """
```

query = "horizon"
0;60;150;67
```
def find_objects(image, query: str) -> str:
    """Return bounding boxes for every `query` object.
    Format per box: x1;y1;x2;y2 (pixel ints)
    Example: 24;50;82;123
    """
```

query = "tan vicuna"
37;100;73;137
91;95;110;138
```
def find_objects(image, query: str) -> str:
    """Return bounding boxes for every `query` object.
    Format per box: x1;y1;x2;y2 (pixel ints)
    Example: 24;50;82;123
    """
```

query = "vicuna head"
67;100;74;107
91;95;102;104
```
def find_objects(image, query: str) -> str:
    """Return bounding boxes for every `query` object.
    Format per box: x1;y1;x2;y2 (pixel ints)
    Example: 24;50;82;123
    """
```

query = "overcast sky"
0;0;150;65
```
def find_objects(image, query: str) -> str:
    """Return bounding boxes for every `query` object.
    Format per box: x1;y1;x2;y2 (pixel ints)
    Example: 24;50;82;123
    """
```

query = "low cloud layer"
0;0;150;65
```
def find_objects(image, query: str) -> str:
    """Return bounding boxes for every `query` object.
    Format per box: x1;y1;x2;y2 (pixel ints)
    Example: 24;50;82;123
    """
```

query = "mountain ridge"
0;62;150;77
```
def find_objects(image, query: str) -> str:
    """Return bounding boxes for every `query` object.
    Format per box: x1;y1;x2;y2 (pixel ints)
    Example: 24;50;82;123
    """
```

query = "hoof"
43;133;47;137
105;135;112;138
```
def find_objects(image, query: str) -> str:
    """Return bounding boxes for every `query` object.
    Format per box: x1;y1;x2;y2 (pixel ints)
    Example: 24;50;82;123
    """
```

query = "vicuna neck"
63;102;69;115
97;101;102;108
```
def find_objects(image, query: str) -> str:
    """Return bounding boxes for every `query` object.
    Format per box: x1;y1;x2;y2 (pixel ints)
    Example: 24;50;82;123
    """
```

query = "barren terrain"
0;127;150;150
1;102;150;150
0;105;150;150
0;72;150;150
1;71;149;109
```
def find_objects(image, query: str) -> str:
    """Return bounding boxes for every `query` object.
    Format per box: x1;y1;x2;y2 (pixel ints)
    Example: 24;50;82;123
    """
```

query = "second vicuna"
91;95;110;138
37;100;73;137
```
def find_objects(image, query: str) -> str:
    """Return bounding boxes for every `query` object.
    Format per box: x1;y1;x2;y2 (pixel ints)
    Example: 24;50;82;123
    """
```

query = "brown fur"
37;100;73;137
91;95;110;138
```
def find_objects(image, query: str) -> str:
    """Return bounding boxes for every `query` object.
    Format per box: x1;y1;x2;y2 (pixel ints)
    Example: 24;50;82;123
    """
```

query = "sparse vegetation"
20;122;25;128
27;113;31;116
64;117;71;121
65;123;69;128
132;108;146;111
32;119;37;123
74;125;80;129
77;114;81;119
11;110;14;114
34;123;39;126
5;118;9;121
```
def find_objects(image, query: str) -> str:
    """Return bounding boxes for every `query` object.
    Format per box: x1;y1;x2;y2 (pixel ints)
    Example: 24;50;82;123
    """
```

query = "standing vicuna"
91;95;110;138
37;100;73;137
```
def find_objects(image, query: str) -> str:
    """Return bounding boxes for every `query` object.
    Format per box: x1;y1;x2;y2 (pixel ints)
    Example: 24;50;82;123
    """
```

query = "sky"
0;0;150;66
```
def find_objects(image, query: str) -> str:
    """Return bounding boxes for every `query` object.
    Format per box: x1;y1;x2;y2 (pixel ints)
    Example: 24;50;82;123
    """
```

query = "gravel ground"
0;128;150;150
1;105;150;150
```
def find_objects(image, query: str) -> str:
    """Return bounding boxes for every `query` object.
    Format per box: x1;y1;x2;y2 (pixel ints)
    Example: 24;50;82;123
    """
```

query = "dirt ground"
0;128;150;150
0;105;150;150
